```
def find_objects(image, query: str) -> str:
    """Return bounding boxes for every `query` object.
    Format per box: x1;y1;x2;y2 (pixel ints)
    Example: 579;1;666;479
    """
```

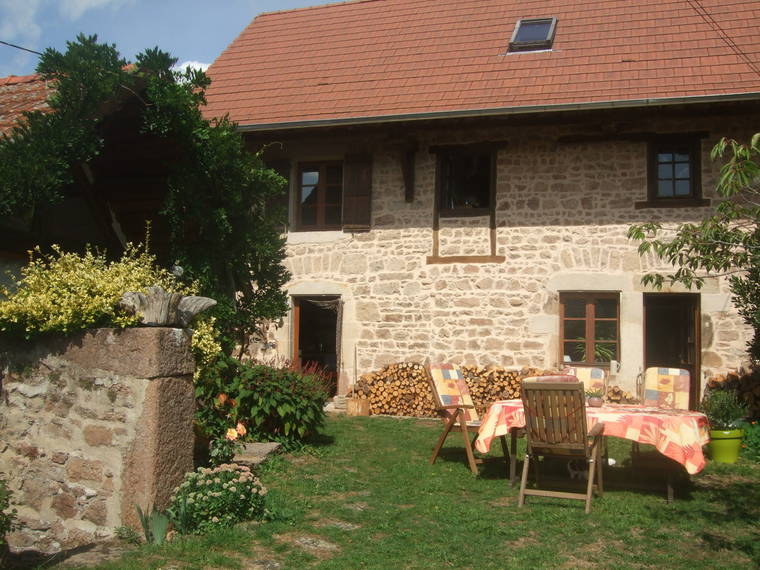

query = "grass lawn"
83;414;759;569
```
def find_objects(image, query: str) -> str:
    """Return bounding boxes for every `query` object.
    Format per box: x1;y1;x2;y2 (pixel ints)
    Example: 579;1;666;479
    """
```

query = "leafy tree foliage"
0;35;128;216
629;134;760;360
0;35;289;354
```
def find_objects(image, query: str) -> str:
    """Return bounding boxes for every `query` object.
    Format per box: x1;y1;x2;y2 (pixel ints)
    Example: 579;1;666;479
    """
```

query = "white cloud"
57;0;134;21
0;0;42;76
173;60;211;73
0;0;42;43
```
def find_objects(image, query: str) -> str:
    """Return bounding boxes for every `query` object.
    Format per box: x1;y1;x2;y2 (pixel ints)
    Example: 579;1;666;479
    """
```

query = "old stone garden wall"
271;110;759;395
0;327;195;554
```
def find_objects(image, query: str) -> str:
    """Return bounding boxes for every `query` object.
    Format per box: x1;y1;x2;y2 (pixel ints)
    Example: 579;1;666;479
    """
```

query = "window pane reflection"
564;320;585;339
564;299;585;318
302;170;319;186
301;186;317;205
595;298;617;318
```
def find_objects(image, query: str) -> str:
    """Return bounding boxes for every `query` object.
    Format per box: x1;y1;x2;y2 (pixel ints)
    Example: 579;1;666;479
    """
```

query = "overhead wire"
685;0;760;79
0;39;43;56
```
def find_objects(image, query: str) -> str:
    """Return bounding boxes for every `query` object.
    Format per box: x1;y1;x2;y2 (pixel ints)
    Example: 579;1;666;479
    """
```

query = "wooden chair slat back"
521;381;588;455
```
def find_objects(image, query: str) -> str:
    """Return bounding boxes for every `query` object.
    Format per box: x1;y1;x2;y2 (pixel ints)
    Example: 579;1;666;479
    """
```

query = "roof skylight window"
509;17;557;52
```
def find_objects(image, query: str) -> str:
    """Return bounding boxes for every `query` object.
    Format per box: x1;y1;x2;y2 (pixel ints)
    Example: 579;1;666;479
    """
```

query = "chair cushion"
561;366;606;392
643;367;690;409
429;364;479;423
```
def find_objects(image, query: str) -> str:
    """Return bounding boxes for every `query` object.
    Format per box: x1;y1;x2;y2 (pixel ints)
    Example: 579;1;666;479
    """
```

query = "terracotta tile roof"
204;0;760;129
0;74;54;136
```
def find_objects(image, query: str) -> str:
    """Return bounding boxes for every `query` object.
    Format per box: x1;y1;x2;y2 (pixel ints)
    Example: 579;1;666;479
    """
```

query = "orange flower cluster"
217;393;237;408
225;422;247;441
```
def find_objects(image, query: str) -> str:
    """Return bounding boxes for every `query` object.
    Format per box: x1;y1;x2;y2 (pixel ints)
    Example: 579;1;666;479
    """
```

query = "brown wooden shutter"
342;153;372;232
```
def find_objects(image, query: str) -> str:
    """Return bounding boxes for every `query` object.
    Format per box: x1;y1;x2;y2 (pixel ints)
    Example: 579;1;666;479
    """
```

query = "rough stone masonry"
0;327;195;554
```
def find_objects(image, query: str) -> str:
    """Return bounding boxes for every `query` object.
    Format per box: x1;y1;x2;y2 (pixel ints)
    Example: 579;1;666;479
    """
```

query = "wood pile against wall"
347;362;554;417
604;385;638;405
706;369;760;418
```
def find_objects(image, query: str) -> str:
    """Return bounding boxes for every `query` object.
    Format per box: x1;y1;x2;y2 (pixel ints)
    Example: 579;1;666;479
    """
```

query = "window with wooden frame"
295;154;372;232
297;162;342;230
436;146;495;218
560;292;619;366
639;136;709;208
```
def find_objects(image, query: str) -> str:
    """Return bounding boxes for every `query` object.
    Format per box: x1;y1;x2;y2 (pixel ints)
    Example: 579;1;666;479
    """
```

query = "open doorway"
292;296;341;395
644;293;701;409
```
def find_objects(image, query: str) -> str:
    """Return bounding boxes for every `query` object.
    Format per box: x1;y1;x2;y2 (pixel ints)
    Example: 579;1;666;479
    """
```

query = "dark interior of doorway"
644;293;700;409
296;297;339;396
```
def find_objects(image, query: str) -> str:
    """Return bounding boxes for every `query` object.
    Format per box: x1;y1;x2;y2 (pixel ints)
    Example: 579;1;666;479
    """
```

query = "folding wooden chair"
427;363;484;474
518;380;605;514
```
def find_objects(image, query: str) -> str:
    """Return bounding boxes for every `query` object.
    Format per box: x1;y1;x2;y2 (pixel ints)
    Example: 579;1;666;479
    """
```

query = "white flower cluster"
169;462;268;534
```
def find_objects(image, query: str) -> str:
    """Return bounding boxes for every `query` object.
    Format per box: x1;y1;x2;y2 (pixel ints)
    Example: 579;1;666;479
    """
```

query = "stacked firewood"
347;363;554;417
460;366;552;415
349;362;435;417
706;369;760;417
604;385;638;404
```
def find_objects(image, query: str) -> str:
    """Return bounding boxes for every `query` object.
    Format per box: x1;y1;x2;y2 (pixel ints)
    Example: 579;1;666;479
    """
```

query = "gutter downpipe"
236;92;760;133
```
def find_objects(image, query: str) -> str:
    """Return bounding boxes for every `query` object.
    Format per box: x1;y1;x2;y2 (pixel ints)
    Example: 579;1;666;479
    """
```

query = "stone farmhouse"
204;0;760;405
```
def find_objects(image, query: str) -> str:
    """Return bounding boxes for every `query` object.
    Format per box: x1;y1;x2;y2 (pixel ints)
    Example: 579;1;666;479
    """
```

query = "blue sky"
0;0;317;77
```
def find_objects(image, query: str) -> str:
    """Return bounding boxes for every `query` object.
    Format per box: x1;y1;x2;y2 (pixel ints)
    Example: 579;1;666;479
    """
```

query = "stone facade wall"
0;327;195;554
269;110;759;395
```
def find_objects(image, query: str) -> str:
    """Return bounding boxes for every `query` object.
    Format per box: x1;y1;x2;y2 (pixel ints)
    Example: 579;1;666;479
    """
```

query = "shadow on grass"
680;477;760;563
305;430;336;448
431;447;511;478
433;444;701;503
3;539;132;569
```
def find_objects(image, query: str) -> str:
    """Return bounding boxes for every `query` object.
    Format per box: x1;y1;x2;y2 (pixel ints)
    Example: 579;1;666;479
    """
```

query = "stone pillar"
0;327;195;554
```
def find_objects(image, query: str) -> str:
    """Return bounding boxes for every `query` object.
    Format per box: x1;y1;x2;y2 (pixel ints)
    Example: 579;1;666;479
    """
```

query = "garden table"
475;400;711;476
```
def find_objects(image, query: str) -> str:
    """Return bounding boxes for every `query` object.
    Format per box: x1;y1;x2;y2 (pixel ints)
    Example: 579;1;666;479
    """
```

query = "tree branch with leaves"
628;133;760;360
0;34;290;357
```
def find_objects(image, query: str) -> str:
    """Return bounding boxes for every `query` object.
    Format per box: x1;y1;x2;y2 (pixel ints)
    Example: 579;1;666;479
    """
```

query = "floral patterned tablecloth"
475;400;711;474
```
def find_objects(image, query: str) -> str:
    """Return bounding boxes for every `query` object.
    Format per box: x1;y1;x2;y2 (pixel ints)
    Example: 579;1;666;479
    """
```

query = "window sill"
426;255;505;265
634;198;711;209
287;230;347;245
439;208;491;218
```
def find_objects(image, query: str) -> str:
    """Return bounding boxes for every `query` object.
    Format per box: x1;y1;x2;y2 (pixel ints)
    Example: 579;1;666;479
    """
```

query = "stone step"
232;442;281;468
324;395;347;413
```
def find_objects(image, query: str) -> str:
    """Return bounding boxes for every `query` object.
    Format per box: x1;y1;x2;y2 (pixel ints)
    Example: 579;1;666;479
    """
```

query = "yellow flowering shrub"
190;316;223;380
0;243;192;337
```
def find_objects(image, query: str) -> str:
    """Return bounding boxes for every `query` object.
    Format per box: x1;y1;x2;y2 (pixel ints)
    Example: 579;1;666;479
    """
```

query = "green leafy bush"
0;474;17;549
0;243;188;336
196;355;330;452
740;420;760;461
167;463;266;534
700;389;749;430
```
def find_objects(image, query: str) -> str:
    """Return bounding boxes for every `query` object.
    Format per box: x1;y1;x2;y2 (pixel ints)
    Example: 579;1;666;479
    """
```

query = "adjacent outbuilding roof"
203;0;760;130
0;74;54;137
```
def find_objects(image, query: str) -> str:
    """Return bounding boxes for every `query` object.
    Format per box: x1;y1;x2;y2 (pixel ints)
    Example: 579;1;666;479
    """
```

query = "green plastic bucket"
708;429;744;464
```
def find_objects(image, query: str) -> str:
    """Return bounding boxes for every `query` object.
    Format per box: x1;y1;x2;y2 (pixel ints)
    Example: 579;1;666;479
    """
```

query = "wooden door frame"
643;292;701;409
292;298;302;368
291;294;342;369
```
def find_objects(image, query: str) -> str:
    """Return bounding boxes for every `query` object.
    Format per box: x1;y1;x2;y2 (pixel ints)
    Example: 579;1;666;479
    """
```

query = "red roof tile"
204;0;760;129
0;74;54;136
